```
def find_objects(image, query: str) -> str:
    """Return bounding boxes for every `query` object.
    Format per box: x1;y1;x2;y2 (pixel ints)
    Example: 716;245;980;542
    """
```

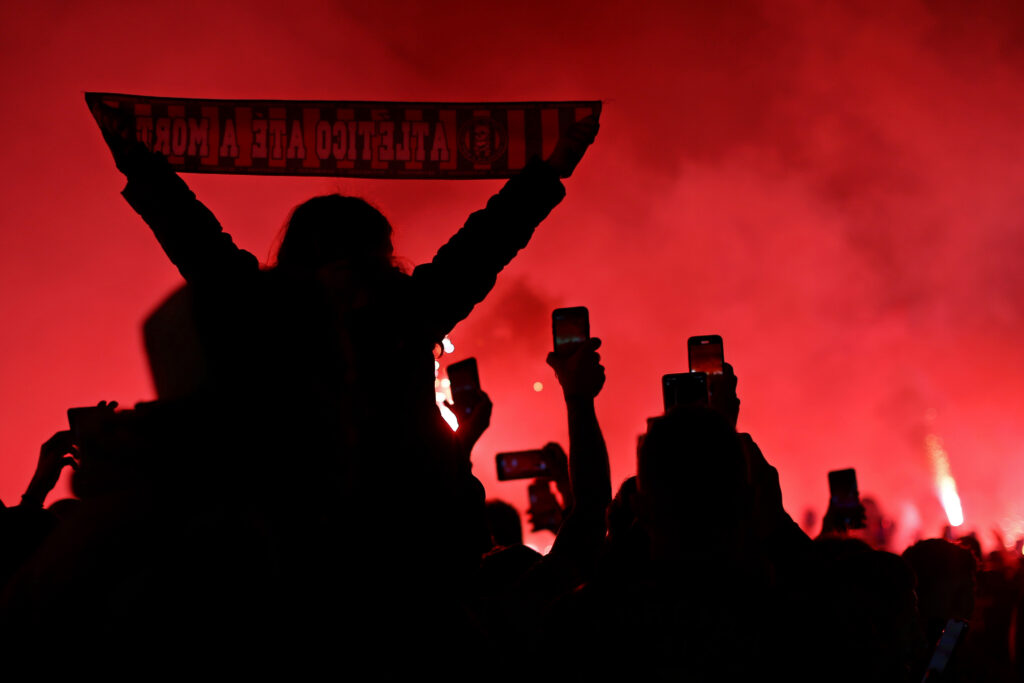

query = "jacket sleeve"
119;153;260;286
410;157;566;341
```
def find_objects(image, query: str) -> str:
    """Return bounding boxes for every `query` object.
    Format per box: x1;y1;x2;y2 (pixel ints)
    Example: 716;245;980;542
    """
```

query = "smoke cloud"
2;0;1023;550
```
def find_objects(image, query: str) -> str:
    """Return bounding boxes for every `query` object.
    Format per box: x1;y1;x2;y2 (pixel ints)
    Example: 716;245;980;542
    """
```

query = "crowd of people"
1;110;1022;680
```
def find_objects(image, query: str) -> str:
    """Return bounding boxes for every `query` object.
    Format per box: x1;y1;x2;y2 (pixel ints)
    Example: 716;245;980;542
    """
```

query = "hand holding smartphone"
828;468;867;530
528;479;564;532
67;402;119;454
496;449;555;480
662;372;708;411
446;357;481;418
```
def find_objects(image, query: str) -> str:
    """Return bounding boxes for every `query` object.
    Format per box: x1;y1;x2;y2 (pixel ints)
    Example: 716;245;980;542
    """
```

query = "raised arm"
545;337;612;568
94;104;259;285
411;116;599;341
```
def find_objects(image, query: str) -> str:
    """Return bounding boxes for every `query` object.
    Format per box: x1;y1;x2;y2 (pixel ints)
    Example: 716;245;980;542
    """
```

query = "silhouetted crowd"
1;111;1021;680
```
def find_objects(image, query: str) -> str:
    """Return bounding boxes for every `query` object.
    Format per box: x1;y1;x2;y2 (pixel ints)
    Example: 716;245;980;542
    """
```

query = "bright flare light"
925;434;964;527
438;402;459;431
434;337;458;431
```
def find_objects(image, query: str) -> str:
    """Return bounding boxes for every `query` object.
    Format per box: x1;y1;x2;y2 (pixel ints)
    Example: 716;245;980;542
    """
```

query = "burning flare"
925;434;964;527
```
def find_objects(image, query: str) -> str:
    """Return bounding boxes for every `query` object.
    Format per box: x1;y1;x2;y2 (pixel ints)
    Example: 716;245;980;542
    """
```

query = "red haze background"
2;0;1024;552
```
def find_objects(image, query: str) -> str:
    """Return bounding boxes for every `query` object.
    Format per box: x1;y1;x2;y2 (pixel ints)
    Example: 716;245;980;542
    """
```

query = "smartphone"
828;468;866;530
662;372;708;411
688;335;724;375
67;406;110;448
446;357;481;417
528;480;564;533
923;619;968;679
496;449;552;481
552;306;589;356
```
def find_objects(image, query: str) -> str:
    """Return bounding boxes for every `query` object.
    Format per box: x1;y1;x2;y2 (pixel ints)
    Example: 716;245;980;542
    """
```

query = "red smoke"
2;1;1024;552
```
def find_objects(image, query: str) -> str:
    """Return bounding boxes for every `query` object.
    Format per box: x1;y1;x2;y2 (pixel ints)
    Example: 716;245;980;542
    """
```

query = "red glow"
3;1;1024;552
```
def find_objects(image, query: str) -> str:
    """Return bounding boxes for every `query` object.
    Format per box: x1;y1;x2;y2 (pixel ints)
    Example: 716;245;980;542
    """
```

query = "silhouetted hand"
527;479;565;533
547;337;605;400
821;496;867;535
542;442;574;513
454;390;492;457
708;362;740;428
21;431;78;508
545;115;600;178
92;102;155;176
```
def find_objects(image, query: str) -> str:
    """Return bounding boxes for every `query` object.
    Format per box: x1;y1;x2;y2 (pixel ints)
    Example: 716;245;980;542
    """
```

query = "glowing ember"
925;434;964;527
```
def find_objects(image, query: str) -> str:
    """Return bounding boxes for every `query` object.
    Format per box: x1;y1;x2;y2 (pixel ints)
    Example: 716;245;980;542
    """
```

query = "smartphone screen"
446;358;480;417
662;372;708;411
688;335;724;375
552;307;590;356
496;449;551;480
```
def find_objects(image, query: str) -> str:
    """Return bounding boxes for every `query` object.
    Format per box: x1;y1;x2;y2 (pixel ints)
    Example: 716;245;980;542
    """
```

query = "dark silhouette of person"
485;499;523;548
88;104;599;668
904;538;982;681
0;429;79;587
475;332;611;670
96;107;597;496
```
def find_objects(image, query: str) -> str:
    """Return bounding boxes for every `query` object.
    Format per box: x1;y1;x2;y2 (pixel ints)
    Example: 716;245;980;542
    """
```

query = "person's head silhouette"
276;194;394;271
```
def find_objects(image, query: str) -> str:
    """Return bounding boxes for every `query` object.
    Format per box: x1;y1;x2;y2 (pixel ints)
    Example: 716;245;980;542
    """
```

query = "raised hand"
546;337;606;400
22;431;78;508
91;102;154;175
820;496;867;535
527;479;565;533
543;441;575;514
454;390;493;457
545;114;600;178
708;362;740;428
